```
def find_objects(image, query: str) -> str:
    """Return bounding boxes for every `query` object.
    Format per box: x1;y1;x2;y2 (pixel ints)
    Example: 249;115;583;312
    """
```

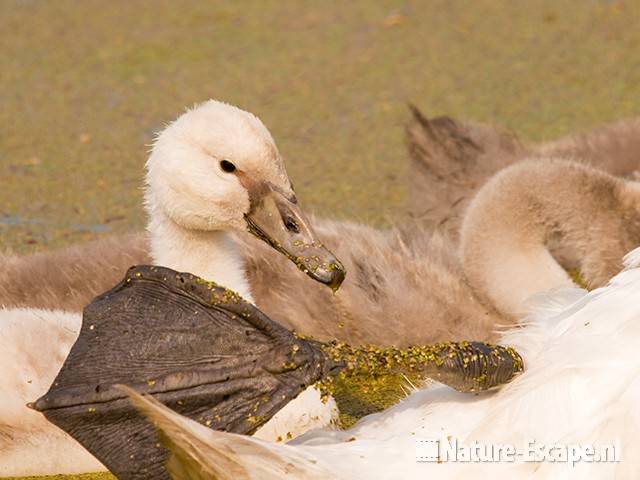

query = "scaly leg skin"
318;340;523;396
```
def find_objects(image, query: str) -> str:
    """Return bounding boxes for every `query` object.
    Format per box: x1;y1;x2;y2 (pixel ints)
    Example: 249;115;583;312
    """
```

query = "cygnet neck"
148;212;254;303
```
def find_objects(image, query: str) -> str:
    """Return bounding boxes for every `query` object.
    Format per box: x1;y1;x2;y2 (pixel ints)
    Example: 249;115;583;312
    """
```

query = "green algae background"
1;1;639;478
2;0;640;254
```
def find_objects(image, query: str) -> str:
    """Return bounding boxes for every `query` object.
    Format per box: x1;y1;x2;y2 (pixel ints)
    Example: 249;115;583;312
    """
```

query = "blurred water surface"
1;0;639;252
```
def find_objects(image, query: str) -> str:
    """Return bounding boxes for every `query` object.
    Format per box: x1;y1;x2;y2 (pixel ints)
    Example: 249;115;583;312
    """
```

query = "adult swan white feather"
128;247;640;479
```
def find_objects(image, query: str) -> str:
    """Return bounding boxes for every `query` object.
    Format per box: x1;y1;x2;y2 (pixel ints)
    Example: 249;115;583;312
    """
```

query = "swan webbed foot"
33;265;335;480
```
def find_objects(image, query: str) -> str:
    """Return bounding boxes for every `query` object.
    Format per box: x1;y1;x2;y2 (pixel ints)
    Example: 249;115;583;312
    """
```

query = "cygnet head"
145;100;345;291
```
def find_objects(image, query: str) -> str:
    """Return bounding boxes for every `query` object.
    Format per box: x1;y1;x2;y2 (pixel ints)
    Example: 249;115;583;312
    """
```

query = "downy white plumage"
0;100;341;476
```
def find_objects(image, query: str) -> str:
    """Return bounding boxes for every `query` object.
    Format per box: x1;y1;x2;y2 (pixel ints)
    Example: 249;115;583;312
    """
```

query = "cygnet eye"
220;159;237;173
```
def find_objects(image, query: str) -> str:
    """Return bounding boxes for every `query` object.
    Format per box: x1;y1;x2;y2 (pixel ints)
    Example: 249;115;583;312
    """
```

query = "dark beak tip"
332;266;346;291
317;261;346;292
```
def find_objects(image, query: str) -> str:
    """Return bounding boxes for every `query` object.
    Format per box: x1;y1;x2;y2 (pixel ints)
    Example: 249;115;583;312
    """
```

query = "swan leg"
322;340;524;394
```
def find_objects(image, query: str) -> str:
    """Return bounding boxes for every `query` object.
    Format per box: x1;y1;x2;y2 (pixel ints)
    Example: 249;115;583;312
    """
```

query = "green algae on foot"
317;341;524;402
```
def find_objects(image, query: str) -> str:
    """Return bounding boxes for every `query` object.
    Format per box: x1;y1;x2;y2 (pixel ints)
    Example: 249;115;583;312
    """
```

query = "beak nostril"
284;216;300;234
